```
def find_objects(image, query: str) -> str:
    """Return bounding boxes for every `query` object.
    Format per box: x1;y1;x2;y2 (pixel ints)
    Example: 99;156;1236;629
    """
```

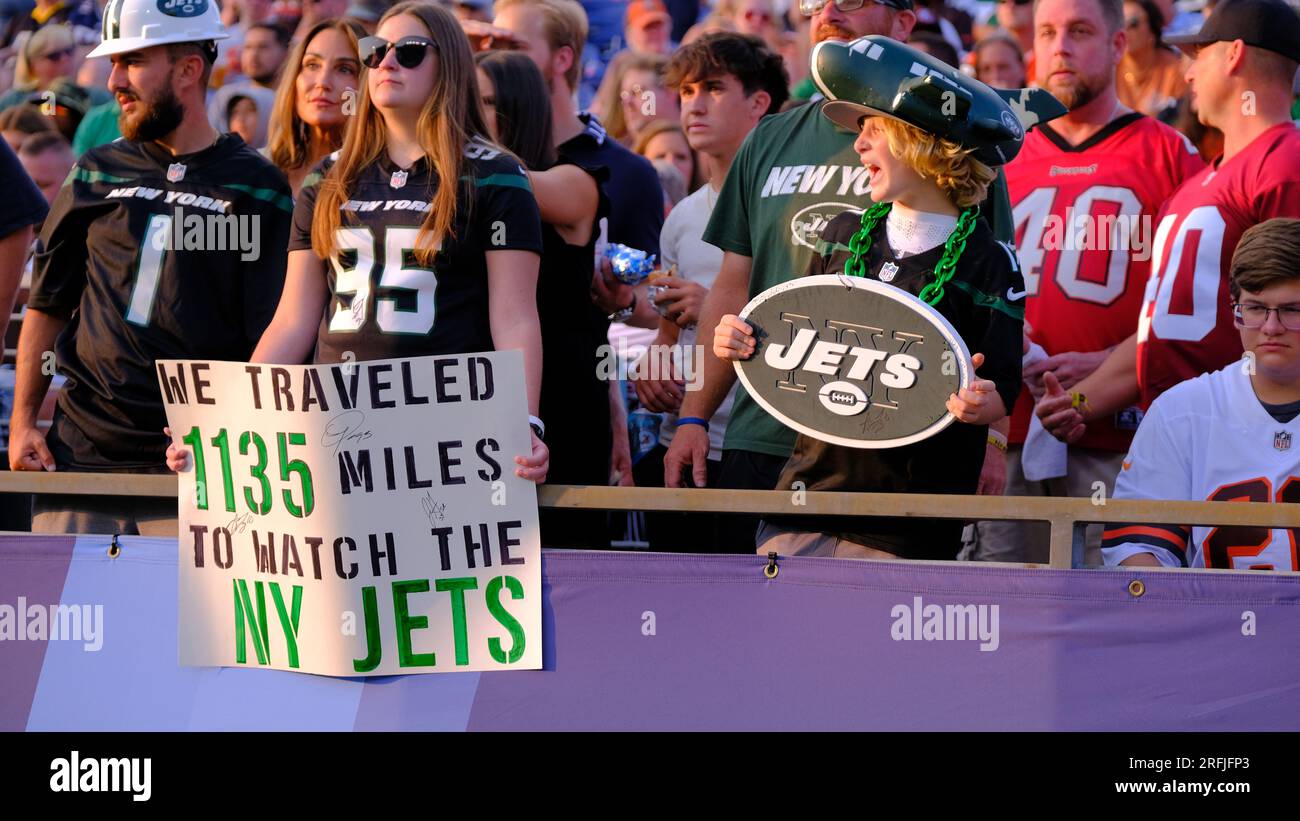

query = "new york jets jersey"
289;138;543;364
1103;363;1300;570
29;133;292;470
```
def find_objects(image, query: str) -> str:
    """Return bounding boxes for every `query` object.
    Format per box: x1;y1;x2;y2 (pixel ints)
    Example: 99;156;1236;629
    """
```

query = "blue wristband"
677;416;710;431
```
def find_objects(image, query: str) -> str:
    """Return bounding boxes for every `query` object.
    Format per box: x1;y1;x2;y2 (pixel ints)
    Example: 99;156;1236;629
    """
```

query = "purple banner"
2;536;1297;730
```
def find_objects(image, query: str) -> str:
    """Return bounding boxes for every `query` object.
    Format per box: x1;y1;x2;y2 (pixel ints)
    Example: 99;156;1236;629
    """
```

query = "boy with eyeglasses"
1102;218;1300;570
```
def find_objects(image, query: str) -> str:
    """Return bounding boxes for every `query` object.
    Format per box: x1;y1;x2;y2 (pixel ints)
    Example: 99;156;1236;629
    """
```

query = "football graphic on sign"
734;275;971;448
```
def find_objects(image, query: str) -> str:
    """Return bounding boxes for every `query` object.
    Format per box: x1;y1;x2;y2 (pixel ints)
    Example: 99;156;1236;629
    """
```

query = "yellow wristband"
1070;391;1092;416
987;434;1007;452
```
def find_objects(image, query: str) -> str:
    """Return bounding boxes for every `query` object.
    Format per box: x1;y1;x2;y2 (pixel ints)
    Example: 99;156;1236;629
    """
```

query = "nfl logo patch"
390;170;408;189
878;261;899;282
1276;431;1292;452
166;163;186;182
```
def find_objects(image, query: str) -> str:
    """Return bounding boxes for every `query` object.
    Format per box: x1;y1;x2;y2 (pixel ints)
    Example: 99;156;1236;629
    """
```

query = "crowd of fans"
0;0;1298;569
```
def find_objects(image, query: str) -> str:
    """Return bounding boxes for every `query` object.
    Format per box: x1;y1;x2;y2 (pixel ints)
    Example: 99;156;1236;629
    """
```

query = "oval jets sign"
734;275;971;448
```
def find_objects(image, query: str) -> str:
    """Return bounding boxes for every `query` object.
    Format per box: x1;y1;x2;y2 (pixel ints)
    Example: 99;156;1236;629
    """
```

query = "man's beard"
1047;67;1107;111
812;22;861;43
118;84;185;143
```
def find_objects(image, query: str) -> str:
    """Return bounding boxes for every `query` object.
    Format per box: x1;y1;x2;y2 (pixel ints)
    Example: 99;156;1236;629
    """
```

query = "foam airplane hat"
811;36;1067;167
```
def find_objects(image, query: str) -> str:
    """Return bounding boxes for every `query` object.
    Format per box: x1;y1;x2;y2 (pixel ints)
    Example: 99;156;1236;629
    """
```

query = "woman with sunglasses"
265;18;363;196
1116;0;1186;122
0;24;108;115
245;1;550;482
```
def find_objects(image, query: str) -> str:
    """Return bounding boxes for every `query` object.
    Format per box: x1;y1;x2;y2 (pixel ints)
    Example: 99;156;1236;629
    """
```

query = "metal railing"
1;471;1297;569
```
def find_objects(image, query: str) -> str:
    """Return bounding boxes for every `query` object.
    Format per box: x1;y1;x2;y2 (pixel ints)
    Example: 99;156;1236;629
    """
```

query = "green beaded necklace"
844;202;980;306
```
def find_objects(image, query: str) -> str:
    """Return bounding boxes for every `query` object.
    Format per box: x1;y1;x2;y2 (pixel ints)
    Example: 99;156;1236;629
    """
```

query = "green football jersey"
702;101;1014;458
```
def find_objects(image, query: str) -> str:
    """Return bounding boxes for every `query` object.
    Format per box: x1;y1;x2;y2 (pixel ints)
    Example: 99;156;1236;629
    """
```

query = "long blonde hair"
311;1;496;265
267;18;362;176
878;117;997;209
15;24;74;89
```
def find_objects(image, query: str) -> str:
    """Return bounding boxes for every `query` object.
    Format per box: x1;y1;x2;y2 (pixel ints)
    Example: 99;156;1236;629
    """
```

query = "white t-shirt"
1103;362;1300;570
656;184;734;461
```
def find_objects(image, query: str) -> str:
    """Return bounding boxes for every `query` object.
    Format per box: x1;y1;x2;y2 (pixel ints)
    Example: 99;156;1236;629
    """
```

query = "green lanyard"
844;202;980;307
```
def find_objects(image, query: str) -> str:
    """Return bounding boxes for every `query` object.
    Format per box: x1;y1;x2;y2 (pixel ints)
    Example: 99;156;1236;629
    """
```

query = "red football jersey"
1137;122;1300;407
1005;113;1204;451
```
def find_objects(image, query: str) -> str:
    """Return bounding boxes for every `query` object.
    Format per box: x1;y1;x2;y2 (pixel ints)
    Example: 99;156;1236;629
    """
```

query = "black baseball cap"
1166;0;1300;62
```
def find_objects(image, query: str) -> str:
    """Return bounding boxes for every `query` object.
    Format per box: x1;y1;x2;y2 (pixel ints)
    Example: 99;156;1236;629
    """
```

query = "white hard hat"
88;0;229;59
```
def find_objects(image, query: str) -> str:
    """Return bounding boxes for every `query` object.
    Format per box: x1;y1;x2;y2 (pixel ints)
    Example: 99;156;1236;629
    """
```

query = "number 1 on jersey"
126;214;172;326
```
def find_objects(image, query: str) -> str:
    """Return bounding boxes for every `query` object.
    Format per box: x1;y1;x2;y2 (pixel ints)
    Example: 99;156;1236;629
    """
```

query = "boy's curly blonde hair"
876;117;996;209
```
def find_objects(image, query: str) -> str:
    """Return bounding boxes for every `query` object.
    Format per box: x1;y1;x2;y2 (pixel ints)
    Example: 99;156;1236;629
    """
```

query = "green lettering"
393;579;437;668
352;585;383;672
485;575;526;664
233;579;269;665
435;577;478;666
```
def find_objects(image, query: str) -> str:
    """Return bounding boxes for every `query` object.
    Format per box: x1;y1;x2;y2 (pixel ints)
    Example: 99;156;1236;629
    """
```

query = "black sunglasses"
358;36;438;69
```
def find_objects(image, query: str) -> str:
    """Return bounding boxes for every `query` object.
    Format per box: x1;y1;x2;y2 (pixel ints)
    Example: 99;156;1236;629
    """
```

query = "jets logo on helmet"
89;0;227;59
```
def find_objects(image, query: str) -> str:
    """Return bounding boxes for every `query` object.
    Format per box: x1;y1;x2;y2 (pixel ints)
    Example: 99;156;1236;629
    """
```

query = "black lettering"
469;356;494;401
244;365;264;409
405;446;432;489
157;362;188;405
338;450;373;494
334;536;358;579
401;360;429;405
281;535;303;576
439;440;465;486
192;363;214;404
476;438;501;481
253;530;278;574
369;532;397;577
271;368;294;411
305;536;325;580
369;363;395;409
383;446;396;490
302;368;329;412
464;522;492;569
189;524;207;567
213;527;233;568
434;358;460;402
331;365;360;410
430;526;454;572
498;520;524;565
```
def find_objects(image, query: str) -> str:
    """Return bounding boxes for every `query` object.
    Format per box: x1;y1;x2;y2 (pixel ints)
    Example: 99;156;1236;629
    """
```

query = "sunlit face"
853;116;925;205
493;5;560;89
477;67;498;142
642;129;693;185
367;14;438;113
1122;2;1155;53
228;96;260;145
108;46;186;142
241;27;288;85
20;145;74;204
1237;281;1300;383
678;72;765;154
628;18;672;54
1033;0;1123;111
620;68;679;136
976;40;1026;89
997;0;1034;32
810;0;902;45
735;0;775;35
33;42;75;87
1183;41;1230;128
295;27;360;131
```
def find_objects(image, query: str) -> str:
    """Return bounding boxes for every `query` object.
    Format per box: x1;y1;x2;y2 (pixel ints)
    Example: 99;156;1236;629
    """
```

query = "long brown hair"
266;18;362;175
312;1;495;265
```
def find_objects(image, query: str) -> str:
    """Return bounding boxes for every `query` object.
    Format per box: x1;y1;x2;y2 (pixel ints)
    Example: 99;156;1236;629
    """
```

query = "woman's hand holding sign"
714;314;756;361
946;353;1007;426
515;431;549;483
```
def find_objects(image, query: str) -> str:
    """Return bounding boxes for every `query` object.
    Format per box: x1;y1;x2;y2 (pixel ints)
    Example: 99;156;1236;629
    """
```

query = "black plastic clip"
764;551;779;579
107;534;121;559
